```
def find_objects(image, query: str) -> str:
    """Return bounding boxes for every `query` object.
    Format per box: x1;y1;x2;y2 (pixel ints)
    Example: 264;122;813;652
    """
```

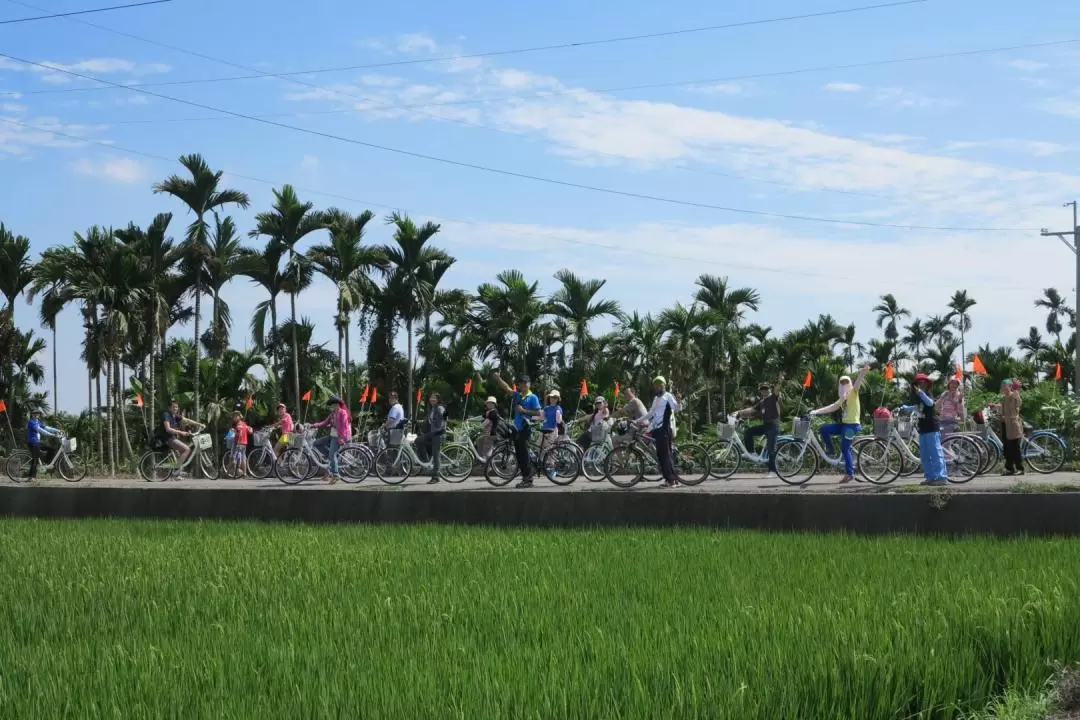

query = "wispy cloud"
1039;97;1080;118
944;138;1074;158
299;154;319;170
824;82;862;93
0;57;171;85
0;116;105;155
396;33;438;54
872;87;958;109
72;156;147;183
1007;59;1049;71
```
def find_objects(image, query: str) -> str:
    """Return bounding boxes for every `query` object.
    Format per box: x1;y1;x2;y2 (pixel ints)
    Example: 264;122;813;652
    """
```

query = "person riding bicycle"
311;395;351;484
477;396;501;460
637;375;682;488
576;396;610;450
937;376;966;435
159;399;200;478
734;374;784;477
492;371;542;488
272;403;294;457
26;408;60;482
898;373;948;486
807;366;870;484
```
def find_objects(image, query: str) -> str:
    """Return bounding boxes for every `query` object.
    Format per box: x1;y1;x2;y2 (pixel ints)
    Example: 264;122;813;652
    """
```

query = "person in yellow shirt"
808;366;870;483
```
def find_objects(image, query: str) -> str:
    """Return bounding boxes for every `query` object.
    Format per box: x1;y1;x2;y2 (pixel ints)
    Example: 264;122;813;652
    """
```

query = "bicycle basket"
454;428;471;444
873;417;892;440
288;431;307;448
253;430;269;446
896;418;913;440
388;428;404;446
193;434;213;451
793;419;811;440
590;422;610;443
62;437;76;453
717;423;735;441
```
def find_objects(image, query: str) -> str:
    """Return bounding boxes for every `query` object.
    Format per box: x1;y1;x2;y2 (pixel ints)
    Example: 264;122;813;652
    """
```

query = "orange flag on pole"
371;388;378;403
359;385;370;403
803;371;812;389
416;388;423;406
580;379;589;397
1055;362;1063;380
614;382;621;398
0;399;7;413
954;365;964;381
972;355;988;376
301;389;312;402
135;394;144;408
884;363;895;381
464;378;473;395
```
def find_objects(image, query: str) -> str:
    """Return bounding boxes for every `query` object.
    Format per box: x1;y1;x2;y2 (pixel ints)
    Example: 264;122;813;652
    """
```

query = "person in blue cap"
26;408;60;481
492;370;542;488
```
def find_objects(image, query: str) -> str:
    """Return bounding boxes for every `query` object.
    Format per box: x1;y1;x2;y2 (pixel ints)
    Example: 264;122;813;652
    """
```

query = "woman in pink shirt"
272;403;294;457
312;395;351;482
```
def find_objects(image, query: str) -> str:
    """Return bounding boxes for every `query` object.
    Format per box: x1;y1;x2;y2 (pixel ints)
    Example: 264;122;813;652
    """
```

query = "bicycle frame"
717;420;774;465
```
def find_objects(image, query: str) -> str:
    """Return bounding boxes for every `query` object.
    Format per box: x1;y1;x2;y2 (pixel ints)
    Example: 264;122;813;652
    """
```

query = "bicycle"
239;427;283;479
968;408;1066;475
6;433;86;483
137;423;218;481
372;421;472;485
771;417;877;486
482;421;572;487
708;416;784;479
856;412;981;485
601;420;711;488
275;425;372;485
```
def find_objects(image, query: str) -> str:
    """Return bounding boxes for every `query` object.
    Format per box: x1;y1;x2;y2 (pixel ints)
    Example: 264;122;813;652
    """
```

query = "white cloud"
0;102;27;113
1007;59;1048;72
693;82;745;95
0;57;171;85
824;82;863;93
396;33;438;54
1039;97;1080;118
872;87;958;109
359;74;402;87
944;139;1074;158
72;157;147;183
0;116;104;155
299;154;319;170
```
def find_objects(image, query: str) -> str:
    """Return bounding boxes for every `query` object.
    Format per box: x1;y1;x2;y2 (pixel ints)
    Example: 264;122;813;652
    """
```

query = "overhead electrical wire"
0;115;1044;292
0;0;170;24
0;51;1036;233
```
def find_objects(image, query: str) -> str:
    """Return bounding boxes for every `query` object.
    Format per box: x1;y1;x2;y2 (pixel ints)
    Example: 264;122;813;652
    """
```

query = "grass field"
0;521;1077;719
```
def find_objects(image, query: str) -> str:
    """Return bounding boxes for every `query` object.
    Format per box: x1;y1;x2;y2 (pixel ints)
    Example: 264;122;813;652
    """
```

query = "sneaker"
327;475;340;485
515;479;534;489
920;478;948;487
764;472;778;480
659;479;679;488
838;475;854;484
545;469;556;481
427;478;440;485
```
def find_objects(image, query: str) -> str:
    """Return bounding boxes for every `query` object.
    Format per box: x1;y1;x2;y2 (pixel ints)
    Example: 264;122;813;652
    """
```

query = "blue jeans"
328;436;340;475
820;422;860;476
743;422;778;472
918;431;947;481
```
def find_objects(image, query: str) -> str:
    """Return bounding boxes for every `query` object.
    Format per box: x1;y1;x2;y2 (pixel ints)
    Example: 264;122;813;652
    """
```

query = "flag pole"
1;405;16;447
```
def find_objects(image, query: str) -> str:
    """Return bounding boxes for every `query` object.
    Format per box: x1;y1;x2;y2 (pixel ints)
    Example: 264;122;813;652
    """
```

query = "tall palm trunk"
337;318;345;399
719;331;728;417
290;291;300;406
95;372;103;466
212;288;221;412
149;296;158;421
192;287;202;421
406;316;415;419
51;325;58;412
270;299;279;371
105;354;115;476
344;322;352;408
116;357;134;461
86;366;92;464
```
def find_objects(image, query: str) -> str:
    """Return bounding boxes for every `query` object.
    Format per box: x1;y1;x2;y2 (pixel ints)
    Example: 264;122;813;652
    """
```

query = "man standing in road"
492;371;542;488
638;376;682;488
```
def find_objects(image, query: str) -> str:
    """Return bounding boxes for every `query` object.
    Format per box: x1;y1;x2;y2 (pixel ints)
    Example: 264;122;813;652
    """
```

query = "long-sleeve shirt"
428;405;446;434
900;390;939;434
937;390;965;423
26;419;58;446
811;367;869;424
1000;393;1023;440
616;398;647;420
314;406;352;441
640;392;680;432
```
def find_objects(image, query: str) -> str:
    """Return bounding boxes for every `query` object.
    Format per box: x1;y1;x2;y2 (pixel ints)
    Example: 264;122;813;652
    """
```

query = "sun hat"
652;375;666;385
485;396;498;404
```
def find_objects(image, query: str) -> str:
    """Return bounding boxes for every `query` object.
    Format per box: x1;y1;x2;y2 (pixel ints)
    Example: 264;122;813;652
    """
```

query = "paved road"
20;471;1080;493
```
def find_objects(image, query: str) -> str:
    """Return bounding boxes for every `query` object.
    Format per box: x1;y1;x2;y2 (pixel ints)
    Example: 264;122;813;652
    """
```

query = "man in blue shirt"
26;409;60;481
493;371;542;488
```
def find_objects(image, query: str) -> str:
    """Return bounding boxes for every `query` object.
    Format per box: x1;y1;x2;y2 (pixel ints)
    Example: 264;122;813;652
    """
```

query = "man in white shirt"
637;375;682;488
385;391;405;430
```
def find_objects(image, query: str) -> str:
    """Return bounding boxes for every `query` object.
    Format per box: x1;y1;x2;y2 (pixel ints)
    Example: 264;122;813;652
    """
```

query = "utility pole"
1040;200;1079;395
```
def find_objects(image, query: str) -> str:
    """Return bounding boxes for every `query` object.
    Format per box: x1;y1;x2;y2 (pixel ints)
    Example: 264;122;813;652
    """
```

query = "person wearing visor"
898;373;948;486
808;366;870;483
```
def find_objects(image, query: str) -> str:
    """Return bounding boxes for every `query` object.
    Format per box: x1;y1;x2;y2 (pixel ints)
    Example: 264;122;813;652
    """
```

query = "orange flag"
580;379;589;397
359;385;370;403
954;365;963;381
245;394;254;410
371;388;378;403
802;371;812;389
972;355;988;376
301;389;313;401
614;382;621;397
416;388;423;406
135;394;144;408
884;363;895;381
0;399;8;413
1055;362;1063;380
463;378;473;395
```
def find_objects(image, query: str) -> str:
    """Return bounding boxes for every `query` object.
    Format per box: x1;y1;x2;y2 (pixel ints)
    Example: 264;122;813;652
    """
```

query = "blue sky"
3;0;1080;411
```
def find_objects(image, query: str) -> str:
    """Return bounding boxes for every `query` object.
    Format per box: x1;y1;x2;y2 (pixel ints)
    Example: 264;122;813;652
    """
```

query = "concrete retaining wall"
1;486;1079;535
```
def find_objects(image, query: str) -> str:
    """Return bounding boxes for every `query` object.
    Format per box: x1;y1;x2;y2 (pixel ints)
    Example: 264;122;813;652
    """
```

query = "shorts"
232;444;247;460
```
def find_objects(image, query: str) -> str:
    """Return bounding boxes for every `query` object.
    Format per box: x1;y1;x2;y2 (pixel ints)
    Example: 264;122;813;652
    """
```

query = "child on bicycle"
541;390;563;480
231;411;251;477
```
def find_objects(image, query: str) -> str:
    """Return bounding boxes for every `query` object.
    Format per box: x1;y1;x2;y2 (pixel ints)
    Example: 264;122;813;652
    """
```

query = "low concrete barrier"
1;486;1079;535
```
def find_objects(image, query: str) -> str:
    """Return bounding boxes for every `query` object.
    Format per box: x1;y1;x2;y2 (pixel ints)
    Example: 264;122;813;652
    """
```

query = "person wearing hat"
538;390;564;481
735;375;784;477
271;403;295;457
937;376;966;435
311;395;351;483
991;379;1025;476
25;408;60;481
808;366;870;484
477;396;501;460
576;396;610;450
896;373;948;485
492;371;543;487
637;375;682;488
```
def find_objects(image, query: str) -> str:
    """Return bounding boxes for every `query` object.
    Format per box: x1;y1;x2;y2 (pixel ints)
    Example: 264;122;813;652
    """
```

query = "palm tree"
1016;327;1048;362
1035;288;1069;343
236;238;287;365
153;154;250;420
872;294;910;346
902;318;928;366
380;212;452;419
924;314;954;344
202;213;244;360
657;302;700;394
470;270;549;374
836;324;863;370
250;185;328;406
308;208;384;400
946;290;977;377
693;274;760;416
549;269;622;382
0;224;33;320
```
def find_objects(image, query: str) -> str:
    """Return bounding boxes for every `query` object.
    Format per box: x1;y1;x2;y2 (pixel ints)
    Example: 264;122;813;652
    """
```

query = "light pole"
1040;200;1079;394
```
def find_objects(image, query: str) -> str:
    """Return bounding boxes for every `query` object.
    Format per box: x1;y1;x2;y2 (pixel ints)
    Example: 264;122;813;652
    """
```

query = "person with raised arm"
808;366;870;484
492;371;542;488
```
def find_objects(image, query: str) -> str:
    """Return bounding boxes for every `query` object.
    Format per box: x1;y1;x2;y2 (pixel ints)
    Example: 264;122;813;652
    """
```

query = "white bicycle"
6;433;86;483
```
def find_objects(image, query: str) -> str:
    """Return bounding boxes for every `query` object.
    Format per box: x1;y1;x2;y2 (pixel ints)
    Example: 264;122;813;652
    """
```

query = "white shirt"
387;403;405;426
640;391;680;432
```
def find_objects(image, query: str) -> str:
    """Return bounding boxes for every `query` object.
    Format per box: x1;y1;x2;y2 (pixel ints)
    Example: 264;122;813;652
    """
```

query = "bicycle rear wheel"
708;440;741;480
6;451;31;483
484;443;518;487
338;444;372;483
542;444;580;486
138;451;172;482
275;448;309;485
774;440;817;486
674;442;711;486
943;435;981;483
856;439;900;485
374;447;411;485
604;446;644;488
247;447;276;479
1023;432;1066;474
581;444;607;482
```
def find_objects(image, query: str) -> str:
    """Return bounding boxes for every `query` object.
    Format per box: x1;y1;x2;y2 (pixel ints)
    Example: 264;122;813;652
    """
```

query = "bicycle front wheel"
673;442;711;486
774;440;817;486
247;447;276;479
275;448;310;485
484;443;518;487
708;440;741;480
604;445;644;488
1023;433;1066;474
138;451;172;482
438;443;473;483
542;444;580;486
338;444;372;483
856;439;899;485
944;435;981;483
375;447;411;485
57;453;87;482
581;444;607;482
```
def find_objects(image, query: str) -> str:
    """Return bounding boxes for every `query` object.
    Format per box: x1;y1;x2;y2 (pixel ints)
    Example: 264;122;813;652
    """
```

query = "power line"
0;0;170;24
6;0;926;75
0;115;1045;293
0;51;1035;233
